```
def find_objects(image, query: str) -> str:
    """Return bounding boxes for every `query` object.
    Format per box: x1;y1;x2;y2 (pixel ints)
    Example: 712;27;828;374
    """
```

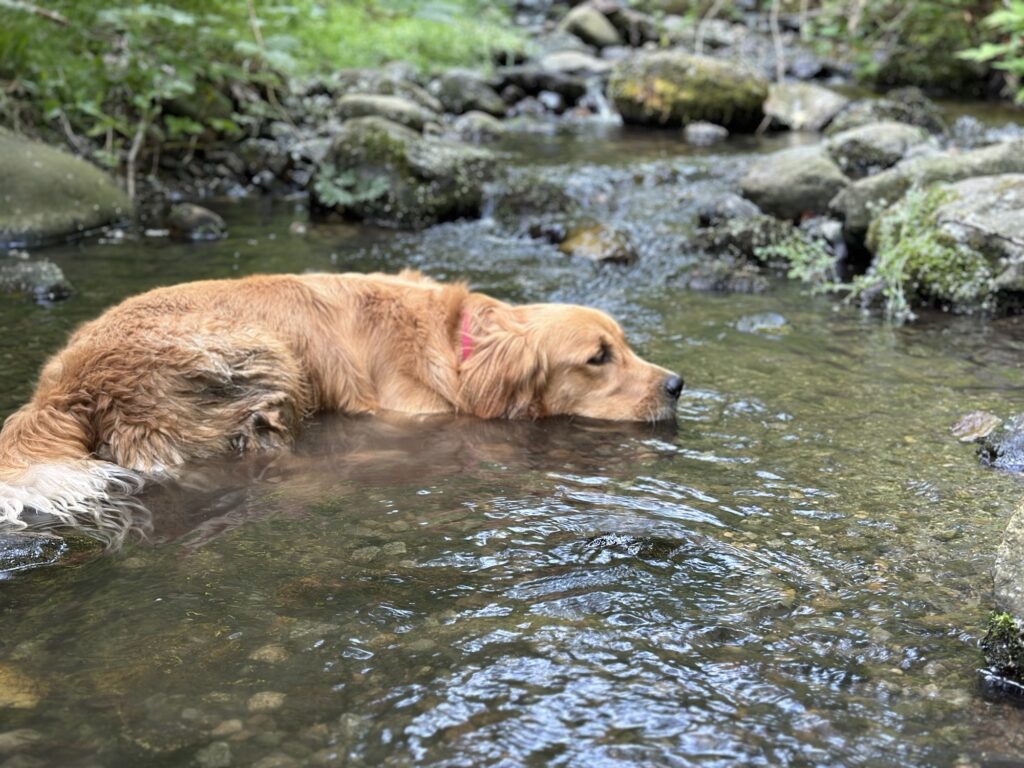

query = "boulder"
558;223;637;264
605;6;661;47
826;88;946;136
0;533;65;576
431;69;506;117
697;193;763;228
330;69;443;113
558;5;622;49
763;82;849;132
739;145;849;221
337;94;438;132
826;121;932;180
538;51;612;77
980;414;1024;474
167;204;227;242
683;121;728;147
608;52;768;131
0;259;73;302
0;131;131;248
493;66;588;103
488;174;579;229
311;117;495;229
831;140;1024;236
450;111;506;143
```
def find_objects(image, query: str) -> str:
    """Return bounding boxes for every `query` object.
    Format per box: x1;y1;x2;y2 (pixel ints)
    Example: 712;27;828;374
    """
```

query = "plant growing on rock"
852;185;994;322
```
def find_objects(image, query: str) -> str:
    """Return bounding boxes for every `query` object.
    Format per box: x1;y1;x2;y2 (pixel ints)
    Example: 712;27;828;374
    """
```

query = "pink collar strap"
460;312;474;362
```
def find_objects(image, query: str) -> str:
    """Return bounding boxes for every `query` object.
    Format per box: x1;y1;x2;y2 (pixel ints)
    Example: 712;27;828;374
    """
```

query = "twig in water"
769;0;786;83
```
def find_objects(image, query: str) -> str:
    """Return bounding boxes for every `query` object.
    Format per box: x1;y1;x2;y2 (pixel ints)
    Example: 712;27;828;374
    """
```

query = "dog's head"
458;302;682;422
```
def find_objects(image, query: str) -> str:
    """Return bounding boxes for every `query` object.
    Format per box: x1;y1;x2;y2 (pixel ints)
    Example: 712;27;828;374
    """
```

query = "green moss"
982;612;1024;680
755;234;838;289
856;185;993;321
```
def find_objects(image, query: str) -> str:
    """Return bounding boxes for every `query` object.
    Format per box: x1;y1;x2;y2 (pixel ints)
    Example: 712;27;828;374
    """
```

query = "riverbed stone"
608;51;768;131
492;66;588;103
0;259;73;302
558;223;637;264
980;414;1024;474
330;69;442;114
0;665;43;709
247;692;286;713
431;69;506;117
0;130;132;248
826;121;932;179
489;173;579;228
763;82;849;132
831;140;1024;236
0;533;66;576
450;111;505;143
952;411;1003;442
683;121;728;146
538;51;612;77
167;203;226;242
311;117;495;229
739;145;849;221
825;88;947;136
697;193;763;227
337;94;438;132
195;740;232;768
0;729;41;754
558;4;622;49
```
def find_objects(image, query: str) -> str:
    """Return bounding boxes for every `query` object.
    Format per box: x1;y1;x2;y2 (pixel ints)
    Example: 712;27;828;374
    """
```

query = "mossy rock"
0;130;132;248
608;51;768;131
488;173;579;229
831;140;1024;236
982;612;1024;684
431;69;506;117
558;223;637;264
0;258;73;302
337;94;439;132
826;121;932;180
825;88;947;137
311;117;496;229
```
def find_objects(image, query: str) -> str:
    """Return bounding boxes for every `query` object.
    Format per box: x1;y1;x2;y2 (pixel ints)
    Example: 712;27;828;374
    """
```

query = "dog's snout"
663;374;684;400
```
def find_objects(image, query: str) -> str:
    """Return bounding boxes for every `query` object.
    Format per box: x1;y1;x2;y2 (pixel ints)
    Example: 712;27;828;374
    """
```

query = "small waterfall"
582;76;621;124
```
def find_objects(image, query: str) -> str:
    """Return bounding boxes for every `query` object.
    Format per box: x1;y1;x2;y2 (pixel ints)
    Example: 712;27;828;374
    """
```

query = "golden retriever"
0;270;683;539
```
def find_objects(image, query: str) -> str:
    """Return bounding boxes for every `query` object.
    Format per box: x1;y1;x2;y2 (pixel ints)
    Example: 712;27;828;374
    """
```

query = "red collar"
460;312;473;362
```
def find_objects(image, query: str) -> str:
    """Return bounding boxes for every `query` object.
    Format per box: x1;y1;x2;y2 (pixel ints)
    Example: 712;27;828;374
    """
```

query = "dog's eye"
587;345;611;366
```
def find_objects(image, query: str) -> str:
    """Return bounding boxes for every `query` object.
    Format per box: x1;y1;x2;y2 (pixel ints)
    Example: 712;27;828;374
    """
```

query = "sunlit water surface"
2;126;1024;767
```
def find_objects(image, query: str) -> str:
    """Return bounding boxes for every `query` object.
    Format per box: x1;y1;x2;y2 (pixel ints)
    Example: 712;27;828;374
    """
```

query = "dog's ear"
458;308;546;419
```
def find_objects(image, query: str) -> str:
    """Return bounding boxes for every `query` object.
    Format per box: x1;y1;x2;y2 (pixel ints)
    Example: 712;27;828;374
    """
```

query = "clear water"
3;126;1024;766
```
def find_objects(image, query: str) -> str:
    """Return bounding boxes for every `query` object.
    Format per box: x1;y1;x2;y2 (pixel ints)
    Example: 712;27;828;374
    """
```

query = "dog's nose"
663;374;684;400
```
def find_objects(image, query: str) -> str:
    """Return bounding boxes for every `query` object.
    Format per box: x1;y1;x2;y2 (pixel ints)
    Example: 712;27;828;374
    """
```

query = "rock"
739;145;849;221
337;94;438;132
238;138;289;178
0;259;72;302
833;140;1024;236
330;69;442;113
167;203;227;242
431;69;506;117
763;82;850;132
693;213;797;261
451;111;505;143
0;665;43;709
981;611;1024;686
0;729;41;754
531;31;595;58
826;88;947;136
605;6;661;47
697;193;763;227
981;414;1024;473
683;121;728;147
736;312;788;334
0;533;65;575
951;116;1024;150
247;692;286;713
538;51;612;77
952;411;1002;442
493;66;588;103
558;223;637;264
558;5;622;49
826;121;932;180
677;258;770;294
196;741;232;768
608;52;768;131
0;130;132;248
249;644;289;663
311;117;495;229
488;174;578;228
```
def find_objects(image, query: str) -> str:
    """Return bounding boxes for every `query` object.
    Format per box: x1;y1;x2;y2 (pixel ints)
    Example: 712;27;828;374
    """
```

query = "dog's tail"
0;402;147;545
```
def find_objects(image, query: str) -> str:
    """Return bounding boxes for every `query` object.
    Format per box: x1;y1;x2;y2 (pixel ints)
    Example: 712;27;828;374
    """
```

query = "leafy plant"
959;1;1024;102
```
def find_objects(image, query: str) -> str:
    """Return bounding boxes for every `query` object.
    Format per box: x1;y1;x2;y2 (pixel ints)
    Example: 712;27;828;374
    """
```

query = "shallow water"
3;126;1024;766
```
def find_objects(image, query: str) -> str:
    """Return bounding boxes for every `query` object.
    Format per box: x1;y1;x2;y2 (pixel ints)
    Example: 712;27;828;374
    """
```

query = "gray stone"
826;88;946;136
0;259;72;303
997;498;1024;620
697;193;762;227
558;223;637;264
763;82;849;132
608;51;768;131
337;94;438;132
831;140;1024;236
450;111;505;143
538;51;612;77
0;130;131;248
952;411;1002;442
431;69;506;117
683;121;728;147
739;145;849;221
196;741;232;768
311;117;495;229
558;5;622;49
330;69;442;113
493;66;588;102
167;203;226;242
826;121;932;180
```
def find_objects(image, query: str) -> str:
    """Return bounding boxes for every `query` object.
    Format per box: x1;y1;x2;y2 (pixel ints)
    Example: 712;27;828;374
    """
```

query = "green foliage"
982;611;1024;680
959;1;1024;102
312;164;390;207
854;185;994;322
0;1;523;191
754;233;838;289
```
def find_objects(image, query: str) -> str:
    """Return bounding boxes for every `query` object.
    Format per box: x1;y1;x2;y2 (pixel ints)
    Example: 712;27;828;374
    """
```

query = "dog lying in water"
0;270;683;540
